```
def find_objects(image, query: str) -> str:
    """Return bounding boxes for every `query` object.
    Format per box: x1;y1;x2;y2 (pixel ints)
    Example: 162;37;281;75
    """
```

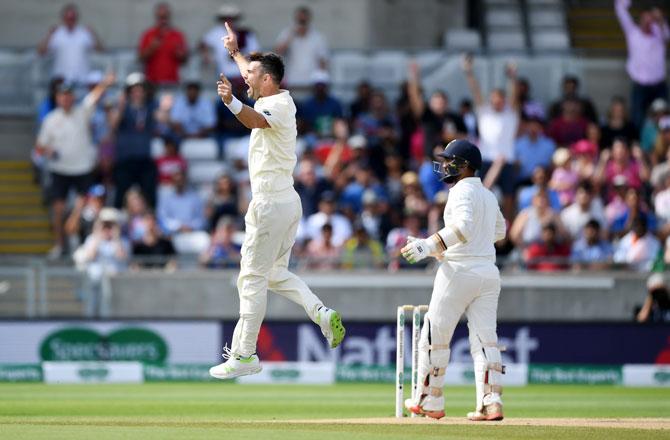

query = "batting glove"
401;234;447;264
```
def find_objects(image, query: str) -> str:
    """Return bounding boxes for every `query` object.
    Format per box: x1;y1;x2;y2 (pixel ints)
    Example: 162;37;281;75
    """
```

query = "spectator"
460;99;478;140
157;170;205;235
548;148;579;207
304;223;341;270
124;188;150;243
636;273;670;323
155;135;188;188
651;145;670;189
516;77;545;120
386;212;427;271
199;4;260;88
570;219;613;270
199;216;241;268
462;54;519;220
407;62;466;158
132;211;176;270
615;0;669;129
605;175;631;227
340;166;387;214
313;119;354;180
641;98;667;154
350;81;373;120
298;70;343;138
561;181;607;240
600;96;638;150
37;76;64;127
548;75;598;123
302;191;352;246
427;191;449;235
524;222;571;272
64;183;106;248
400;171;430;217
341;222;385;269
206;173;240;231
547;98;589;147
85;71;115;187
610;187;657;238
274;6;328;90
355;91;397;151
169;81;216;138
571;139;599;182
652;115;670;166
514;115;556;186
294;158;332;218
35;74;115;258
518;166;562;212
614;217;660;271
73;208;130;315
655;173;670;230
37;3;103;84
109;72;159;208
384;153;405;205
510;190;566;247
138;2;188;85
595;138;649;202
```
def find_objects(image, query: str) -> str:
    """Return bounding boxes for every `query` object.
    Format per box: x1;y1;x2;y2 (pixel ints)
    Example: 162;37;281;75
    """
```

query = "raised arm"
407;62;425;119
615;0;635;34
462;54;484;109
651;7;670;40
217;74;269;129
505;61;521;112
222;21;250;78
37;26;57;56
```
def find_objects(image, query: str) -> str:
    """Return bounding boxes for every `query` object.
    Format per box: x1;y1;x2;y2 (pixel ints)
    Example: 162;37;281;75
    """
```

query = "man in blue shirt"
571;219;613;270
515;115;555;186
170;81;216;138
297;70;343;138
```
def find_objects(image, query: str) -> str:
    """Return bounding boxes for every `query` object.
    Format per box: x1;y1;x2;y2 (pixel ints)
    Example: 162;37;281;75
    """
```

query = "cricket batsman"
401;139;507;420
209;22;345;380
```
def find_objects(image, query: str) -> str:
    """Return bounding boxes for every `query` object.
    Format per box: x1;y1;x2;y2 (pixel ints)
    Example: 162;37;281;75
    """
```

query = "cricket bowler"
209;22;345;380
401;139;507;420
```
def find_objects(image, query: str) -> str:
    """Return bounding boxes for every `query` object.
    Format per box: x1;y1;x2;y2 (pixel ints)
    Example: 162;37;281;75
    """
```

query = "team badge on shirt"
263;110;271;116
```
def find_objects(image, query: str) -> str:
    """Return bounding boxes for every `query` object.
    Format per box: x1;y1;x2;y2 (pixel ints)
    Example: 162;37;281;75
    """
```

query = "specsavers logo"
39;327;168;363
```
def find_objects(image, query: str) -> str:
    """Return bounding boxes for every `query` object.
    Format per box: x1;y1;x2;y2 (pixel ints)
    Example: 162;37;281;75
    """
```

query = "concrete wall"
107;271;649;322
0;0;464;50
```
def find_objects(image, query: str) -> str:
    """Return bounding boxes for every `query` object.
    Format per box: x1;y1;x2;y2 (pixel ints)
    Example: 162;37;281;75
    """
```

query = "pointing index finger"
224;21;234;35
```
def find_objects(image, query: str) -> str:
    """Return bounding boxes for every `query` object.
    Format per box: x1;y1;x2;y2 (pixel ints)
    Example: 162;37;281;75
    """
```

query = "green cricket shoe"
317;307;346;348
209;346;262;380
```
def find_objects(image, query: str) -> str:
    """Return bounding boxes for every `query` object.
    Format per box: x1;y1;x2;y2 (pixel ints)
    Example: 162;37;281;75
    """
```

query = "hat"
311;70;330;85
125;72;146;87
571;139;598;157
85;70;104;86
659;115;670;131
217;4;241;18
348;134;367;150
552;147;571;167
98;207;120;223
647;273;666;290
56;81;76;94
651;98;668;113
87;184;106;198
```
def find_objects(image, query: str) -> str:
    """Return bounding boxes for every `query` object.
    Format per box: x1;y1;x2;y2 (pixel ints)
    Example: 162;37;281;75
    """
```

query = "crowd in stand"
31;2;670;276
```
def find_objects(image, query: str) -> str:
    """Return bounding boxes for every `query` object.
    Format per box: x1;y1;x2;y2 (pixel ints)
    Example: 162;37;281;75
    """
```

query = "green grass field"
1;383;668;439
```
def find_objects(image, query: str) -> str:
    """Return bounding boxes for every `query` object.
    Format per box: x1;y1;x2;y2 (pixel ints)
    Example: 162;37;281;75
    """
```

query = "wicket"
395;304;428;418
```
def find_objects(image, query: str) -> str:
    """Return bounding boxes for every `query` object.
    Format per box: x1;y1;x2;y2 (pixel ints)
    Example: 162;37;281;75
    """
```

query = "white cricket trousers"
230;190;323;357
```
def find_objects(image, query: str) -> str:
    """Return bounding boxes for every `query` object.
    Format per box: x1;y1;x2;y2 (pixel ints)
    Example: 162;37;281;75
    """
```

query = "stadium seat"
368;51;408;88
88;53;115;75
188;161;227;185
532;31;570;51
443;30;482;53
487;32;526;51
330;51;369;87
150;137;165;159
172;231;211;255
180;138;218;161
528;10;565;28
414;50;447;73
485;9;522;28
115;49;141;80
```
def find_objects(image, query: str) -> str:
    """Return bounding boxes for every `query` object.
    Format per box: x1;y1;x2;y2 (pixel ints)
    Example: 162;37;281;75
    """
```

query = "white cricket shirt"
440;177;506;262
250;90;298;198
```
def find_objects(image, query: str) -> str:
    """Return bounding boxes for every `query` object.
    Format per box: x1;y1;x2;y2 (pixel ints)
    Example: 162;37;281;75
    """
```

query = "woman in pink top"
595;138;649;202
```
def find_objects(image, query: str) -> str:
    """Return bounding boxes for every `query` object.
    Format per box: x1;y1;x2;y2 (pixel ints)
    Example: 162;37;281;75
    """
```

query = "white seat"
486;10;522;28
172;231;211;254
180;138;218;161
369;51;408;87
150;137;165;159
330;51;369;87
532;31;570;51
115;49;141;81
89;53;115;75
528;10;565;28
444;29;482;52
487;32;526;51
188;161;227;185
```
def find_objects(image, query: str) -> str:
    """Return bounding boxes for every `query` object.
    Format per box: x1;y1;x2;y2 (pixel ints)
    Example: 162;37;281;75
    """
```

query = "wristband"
225;95;243;115
229;48;240;58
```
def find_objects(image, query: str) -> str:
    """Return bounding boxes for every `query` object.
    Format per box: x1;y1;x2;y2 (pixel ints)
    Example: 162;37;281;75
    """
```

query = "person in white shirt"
304;192;352;247
274;6;329;91
35;73;115;259
462;54;520;221
401;139;507;422
561;181;607;240
208;22;344;380
37;3;103;84
199;4;260;88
